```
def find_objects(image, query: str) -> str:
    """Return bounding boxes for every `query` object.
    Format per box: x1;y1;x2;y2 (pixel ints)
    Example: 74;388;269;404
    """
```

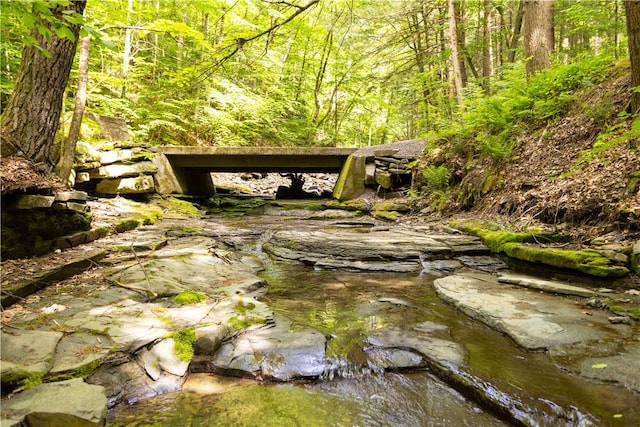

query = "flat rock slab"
211;314;327;381
367;322;466;367
50;332;113;375
497;272;596;297
433;273;629;351
263;229;488;271
1;330;63;382
579;343;640;393
1;378;107;426
105;237;265;297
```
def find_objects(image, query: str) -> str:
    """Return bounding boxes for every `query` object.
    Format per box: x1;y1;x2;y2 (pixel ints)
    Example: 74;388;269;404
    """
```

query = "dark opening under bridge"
154;140;425;199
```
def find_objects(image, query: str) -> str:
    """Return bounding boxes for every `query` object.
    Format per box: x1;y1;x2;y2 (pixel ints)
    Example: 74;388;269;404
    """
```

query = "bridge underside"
155;147;356;196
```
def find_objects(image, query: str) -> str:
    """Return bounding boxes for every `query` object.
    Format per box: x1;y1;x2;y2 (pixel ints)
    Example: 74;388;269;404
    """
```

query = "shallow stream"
108;215;639;426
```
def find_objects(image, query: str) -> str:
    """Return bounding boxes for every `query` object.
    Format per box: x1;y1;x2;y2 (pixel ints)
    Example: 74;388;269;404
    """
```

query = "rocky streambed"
1;200;639;426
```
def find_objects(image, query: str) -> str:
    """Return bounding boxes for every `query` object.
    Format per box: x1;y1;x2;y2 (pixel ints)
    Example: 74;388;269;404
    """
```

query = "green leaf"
591;363;608;369
53;25;75;41
36;25;52;41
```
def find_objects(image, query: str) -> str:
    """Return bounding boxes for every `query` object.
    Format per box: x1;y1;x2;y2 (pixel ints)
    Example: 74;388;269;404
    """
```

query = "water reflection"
108;262;640;426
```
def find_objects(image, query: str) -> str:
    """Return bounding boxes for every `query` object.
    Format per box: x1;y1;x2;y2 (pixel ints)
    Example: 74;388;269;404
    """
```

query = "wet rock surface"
1;202;639;425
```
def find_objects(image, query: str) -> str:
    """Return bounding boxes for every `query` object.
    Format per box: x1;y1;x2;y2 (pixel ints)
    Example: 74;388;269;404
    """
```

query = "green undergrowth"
562;115;640;179
455;221;629;278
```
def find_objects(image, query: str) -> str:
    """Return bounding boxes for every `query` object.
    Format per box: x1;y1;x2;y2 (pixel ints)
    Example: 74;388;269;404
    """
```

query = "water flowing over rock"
208;314;328;381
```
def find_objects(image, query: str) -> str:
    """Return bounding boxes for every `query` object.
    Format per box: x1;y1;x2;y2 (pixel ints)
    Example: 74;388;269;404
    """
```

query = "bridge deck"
159;146;356;173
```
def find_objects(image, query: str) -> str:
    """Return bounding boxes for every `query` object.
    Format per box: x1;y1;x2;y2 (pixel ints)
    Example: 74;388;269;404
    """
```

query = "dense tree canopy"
0;0;637;168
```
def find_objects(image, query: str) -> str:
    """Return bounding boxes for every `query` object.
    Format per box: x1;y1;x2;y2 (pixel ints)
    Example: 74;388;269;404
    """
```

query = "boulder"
210;314;327;381
1;378;107;426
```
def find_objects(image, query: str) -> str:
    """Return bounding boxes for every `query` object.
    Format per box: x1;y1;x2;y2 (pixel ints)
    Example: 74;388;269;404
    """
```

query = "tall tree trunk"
122;0;134;98
482;0;493;94
1;1;87;168
625;0;640;113
55;35;90;184
507;0;524;63
523;0;554;78
453;0;467;86
448;0;464;108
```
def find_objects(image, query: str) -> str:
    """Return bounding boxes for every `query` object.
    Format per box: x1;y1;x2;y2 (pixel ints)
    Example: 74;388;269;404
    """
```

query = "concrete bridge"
153;140;425;199
154;146;357;196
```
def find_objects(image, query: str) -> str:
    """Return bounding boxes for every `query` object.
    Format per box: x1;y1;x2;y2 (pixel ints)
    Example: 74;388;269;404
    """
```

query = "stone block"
333;154;366;200
55;191;88;202
75;171;91;183
96;175;155;195
374;171;393;189
88;161;157;179
12;195;55;209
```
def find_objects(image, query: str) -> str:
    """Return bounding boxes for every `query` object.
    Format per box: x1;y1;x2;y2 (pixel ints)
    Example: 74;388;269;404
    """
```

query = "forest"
0;0;639;224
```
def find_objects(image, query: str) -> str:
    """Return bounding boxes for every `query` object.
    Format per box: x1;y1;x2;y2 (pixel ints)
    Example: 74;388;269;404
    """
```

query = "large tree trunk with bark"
0;1;87;169
625;0;640;114
523;0;554;78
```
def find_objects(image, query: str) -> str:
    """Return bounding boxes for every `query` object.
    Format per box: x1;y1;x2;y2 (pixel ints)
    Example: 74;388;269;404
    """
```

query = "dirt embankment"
437;63;640;242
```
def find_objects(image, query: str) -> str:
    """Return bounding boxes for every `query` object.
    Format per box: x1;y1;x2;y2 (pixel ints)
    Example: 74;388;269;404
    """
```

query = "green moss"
373;210;401;221
455;222;541;253
503;243;629;277
170;328;197;362
115;218;141;233
629;308;640;319
455;221;628;278
609;305;625;314
228;297;265;329
174;291;207;305
228;315;266;330
271;201;325;211
154;196;202;218
326;200;368;212
372;201;411;213
233;298;257;315
2;369;44;391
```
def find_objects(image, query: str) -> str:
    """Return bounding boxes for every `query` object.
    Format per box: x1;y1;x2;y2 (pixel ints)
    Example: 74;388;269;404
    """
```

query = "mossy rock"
326;200;368;212
270;200;325;211
154;196;202;218
372;200;411;213
455;221;628;278
373;210;401;221
503;243;629;278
